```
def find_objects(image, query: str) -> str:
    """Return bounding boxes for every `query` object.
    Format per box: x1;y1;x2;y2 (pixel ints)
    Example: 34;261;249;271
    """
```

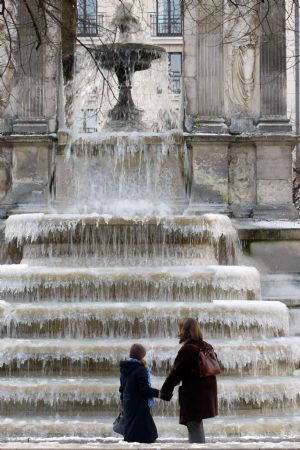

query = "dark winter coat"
160;339;218;424
119;360;159;443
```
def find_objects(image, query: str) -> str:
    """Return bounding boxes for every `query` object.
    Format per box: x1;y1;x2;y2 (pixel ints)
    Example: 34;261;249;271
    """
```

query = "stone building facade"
184;0;297;218
0;0;298;219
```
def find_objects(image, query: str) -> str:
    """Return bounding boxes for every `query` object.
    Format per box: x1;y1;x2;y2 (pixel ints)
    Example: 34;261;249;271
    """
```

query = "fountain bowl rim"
89;42;166;54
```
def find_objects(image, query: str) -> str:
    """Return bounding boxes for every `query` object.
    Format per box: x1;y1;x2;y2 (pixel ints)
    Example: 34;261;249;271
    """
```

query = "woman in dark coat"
159;318;218;443
119;343;160;443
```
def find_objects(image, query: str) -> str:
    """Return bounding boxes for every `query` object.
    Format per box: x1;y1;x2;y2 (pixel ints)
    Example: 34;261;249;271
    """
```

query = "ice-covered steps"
0;338;299;376
5;214;237;247
0;265;261;302
5;213;239;266
20;246;218;268
1;415;300;441
0;376;299;415
0;301;289;339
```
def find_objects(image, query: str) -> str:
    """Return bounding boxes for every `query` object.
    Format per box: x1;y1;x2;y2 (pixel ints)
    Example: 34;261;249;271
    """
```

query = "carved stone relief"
224;0;259;117
229;35;258;110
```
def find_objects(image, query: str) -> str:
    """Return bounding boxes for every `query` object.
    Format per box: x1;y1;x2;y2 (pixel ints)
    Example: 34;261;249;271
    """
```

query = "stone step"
5;213;238;266
0;300;289;339
0;376;298;415
1;443;300;450
0;414;300;442
0;265;261;302
0;337;299;377
233;219;300;241
262;274;300;307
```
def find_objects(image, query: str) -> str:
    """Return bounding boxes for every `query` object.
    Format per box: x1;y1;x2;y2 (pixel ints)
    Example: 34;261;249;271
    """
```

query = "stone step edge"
0;442;300;450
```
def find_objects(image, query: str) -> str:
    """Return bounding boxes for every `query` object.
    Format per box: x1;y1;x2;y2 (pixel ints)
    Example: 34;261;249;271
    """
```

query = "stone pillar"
0;0;16;134
13;1;60;134
183;0;227;133
258;0;292;132
43;3;61;133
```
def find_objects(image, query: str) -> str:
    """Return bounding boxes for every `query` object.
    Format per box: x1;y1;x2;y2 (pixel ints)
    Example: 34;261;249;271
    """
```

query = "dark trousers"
186;420;205;443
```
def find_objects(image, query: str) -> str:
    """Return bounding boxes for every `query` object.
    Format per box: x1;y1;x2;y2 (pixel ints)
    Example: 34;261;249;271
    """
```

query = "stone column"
183;0;227;132
43;3;61;133
258;0;292;131
13;0;59;134
0;0;16;134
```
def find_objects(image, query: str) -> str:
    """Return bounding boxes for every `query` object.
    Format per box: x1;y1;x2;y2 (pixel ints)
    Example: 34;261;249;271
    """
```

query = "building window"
169;53;181;94
77;0;98;36
79;109;98;133
156;0;182;36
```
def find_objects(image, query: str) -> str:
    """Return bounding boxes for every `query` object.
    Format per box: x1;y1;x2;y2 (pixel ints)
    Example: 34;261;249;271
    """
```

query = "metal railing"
77;14;105;37
149;13;182;37
79;126;98;133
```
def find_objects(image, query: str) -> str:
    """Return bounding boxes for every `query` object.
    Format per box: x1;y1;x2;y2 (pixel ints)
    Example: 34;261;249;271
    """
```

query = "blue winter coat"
119;360;159;443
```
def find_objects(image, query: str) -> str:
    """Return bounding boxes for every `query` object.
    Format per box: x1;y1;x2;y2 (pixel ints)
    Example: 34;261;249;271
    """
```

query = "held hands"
159;390;172;401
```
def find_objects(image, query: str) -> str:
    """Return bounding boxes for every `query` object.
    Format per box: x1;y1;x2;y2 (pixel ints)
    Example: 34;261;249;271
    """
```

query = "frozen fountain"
92;2;164;130
0;2;299;446
94;43;163;129
54;4;185;215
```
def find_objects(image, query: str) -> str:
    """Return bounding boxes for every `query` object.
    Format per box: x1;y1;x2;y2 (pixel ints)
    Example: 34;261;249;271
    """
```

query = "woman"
119;343;159;443
159;318;218;443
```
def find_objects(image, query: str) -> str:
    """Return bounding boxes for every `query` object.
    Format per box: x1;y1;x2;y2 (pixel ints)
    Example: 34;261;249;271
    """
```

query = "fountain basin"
0;301;289;339
5;213;239;266
5;213;237;243
0;265;261;301
94;43;164;73
0;337;299;377
0;375;299;415
92;43;165;128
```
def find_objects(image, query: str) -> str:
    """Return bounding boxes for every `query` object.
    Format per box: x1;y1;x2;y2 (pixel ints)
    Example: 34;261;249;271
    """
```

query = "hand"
159;391;172;401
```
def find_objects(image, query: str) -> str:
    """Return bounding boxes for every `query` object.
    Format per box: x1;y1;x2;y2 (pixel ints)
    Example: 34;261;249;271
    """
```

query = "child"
119;343;159;443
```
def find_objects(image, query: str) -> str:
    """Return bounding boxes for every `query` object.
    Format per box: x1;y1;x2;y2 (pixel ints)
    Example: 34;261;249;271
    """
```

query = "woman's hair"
178;317;203;343
129;343;146;360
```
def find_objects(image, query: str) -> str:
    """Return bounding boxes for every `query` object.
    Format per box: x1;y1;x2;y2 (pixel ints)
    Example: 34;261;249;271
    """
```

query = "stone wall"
186;134;298;219
0;136;55;217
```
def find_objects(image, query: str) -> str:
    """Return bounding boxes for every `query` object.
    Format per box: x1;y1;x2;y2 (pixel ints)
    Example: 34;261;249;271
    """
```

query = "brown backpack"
197;343;221;378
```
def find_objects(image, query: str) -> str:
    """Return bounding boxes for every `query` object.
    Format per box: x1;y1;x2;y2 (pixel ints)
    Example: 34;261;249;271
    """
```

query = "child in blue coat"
119;343;160;443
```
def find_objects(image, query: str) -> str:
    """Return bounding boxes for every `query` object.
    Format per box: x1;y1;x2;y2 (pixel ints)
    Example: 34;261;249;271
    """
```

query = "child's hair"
129;343;146;360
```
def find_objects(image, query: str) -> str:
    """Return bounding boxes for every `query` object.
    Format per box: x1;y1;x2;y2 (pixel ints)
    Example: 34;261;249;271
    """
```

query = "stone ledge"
233;219;300;241
0;443;300;450
0;134;57;144
184;132;299;145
